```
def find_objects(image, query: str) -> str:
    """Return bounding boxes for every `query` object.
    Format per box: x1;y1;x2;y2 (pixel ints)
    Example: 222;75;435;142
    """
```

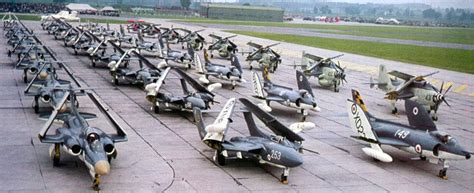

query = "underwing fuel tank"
362;147;393;162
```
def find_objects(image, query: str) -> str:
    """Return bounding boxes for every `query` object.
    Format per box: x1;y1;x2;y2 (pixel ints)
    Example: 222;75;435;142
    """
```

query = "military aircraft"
194;98;315;183
156;39;194;69
114;25;135;47
292;52;347;92
127;22;160;37
177;29;205;50
251;70;321;121
133;31;162;56
159;26;184;43
38;88;127;190
23;61;81;113
370;64;450;120
90;40;129;68
194;49;244;89
40;10;80;22
208;34;238;59
347;89;471;179
108;48;162;86
246;42;281;73
144;68;219;113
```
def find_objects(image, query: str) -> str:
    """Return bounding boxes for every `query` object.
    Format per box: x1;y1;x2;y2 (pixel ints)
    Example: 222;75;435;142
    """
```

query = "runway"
0;20;473;192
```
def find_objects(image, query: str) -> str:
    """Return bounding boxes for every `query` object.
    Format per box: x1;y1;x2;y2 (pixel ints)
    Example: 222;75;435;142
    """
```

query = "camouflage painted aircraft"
194;49;244;89
144;68;219;113
292;52;347;92
38;89;127;190
245;42;281;73
251;69;321;121
194;98;314;184
370;64;450;120
347;89;471;179
177;29;205;51
208;34;238;59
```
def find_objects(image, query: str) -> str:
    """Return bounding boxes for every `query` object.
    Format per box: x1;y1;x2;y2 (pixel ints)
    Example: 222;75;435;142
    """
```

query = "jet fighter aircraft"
208;34;238;59
246;42;282;73
177;29;205;51
24;62;80;113
370;64;450;120
194;49;244;89
108;49;161;87
293;52;347;92
144;68;219;113
347;89;471;179
194;98;315;184
38;89;127;190
114;25;135;47
156;38;194;69
90;40;130;68
251;70;321;120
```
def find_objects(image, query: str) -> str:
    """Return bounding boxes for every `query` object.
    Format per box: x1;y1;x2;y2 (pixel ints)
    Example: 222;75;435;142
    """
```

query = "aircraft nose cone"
465;152;471;160
94;160;110;176
39;71;48;79
286;154;303;167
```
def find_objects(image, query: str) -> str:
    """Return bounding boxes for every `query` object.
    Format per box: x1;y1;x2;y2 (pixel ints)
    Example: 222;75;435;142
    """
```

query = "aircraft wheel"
7;50;11;57
34;96;40;113
334;83;339;92
391;107;398;114
216;151;226;166
210;54;214;58
124;63;128;68
280;174;288;184
438;168;448;180
54;35;57;40
92;174;101;191
52;143;60;166
64;42;67;46
153;102;160;114
113;75;119;85
249;65;253;70
23;71;28;83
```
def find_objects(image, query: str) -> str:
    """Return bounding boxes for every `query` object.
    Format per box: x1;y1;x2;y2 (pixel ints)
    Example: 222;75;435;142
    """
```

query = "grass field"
180;18;474;45
228;30;474;74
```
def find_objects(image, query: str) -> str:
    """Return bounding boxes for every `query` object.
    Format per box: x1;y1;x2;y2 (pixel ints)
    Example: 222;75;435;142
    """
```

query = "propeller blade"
444;84;453;95
440;81;444;93
443;97;451;107
423;71;439;78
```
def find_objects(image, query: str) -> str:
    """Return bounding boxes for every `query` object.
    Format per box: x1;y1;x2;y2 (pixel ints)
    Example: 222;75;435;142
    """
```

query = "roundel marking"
415;144;422;154
413;107;418;115
299;75;304;82
351;104;357;114
267;154;271;161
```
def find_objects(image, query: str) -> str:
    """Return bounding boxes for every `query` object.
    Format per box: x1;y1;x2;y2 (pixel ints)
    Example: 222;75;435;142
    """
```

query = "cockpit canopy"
87;132;100;143
299;90;308;98
430;131;454;144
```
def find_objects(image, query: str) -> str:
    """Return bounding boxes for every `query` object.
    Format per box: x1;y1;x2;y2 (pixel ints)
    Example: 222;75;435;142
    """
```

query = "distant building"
199;3;284;22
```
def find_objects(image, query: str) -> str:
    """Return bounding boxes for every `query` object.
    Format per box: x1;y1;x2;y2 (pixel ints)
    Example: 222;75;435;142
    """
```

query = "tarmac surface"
0;19;473;192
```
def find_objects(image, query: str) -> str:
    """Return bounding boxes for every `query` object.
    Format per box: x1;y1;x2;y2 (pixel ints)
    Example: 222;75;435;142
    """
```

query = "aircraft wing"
87;92;128;143
209;33;222;40
386;90;414;100
175;68;214;97
131;50;161;72
239;98;304;142
266;95;286;103
109;40;126;55
388;70;414;81
221;140;263;152
303;52;324;62
247;42;262;49
378;137;410;147
405;99;437;131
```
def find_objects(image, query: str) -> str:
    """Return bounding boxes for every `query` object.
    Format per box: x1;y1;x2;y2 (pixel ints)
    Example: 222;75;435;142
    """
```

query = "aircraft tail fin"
230;54;242;74
296;70;314;97
203;98;235;142
347;90;378;142
194;52;205;73
351;89;369;113
193;108;207;140
251;71;265;99
377;64;393;91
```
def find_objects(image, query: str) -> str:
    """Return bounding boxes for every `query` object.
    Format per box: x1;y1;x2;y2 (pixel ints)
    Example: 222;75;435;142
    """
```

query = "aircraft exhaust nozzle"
39;71;48;80
29;67;38;74
289;122;315;133
94;160;110;176
362;147;393;162
41;94;51;103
